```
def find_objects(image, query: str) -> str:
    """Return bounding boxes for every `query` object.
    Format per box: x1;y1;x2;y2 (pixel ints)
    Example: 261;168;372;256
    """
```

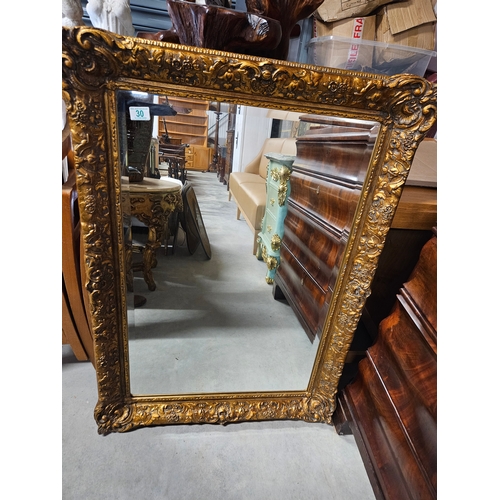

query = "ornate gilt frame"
62;26;436;435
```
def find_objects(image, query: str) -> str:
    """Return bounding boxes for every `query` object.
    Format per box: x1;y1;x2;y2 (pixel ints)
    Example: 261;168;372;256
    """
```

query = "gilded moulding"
62;26;436;434
277;166;291;206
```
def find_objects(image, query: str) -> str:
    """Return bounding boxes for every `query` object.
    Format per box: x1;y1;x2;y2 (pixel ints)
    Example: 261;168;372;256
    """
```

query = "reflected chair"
158;138;189;183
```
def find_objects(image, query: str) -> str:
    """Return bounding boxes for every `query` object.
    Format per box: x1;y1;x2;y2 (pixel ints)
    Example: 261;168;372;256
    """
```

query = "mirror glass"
117;90;379;396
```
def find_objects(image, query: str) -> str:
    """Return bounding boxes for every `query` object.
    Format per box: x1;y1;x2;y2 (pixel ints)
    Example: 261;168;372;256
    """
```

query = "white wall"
232;106;272;172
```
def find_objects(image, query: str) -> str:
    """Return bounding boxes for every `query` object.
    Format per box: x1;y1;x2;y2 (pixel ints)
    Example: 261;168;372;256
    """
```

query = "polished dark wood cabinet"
334;232;437;500
273;116;379;341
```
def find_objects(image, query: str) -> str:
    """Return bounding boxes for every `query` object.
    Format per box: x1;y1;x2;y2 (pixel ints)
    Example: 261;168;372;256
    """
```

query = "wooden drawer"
283;203;344;290
262;209;278;237
277;242;328;338
289;172;360;236
294;134;374;184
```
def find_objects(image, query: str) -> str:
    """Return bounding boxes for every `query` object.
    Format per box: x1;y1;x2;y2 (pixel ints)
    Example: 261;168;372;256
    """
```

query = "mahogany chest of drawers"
273;116;379;341
334;232;437;500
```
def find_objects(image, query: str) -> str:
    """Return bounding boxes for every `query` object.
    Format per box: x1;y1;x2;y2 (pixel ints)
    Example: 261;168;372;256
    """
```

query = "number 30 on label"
129;107;151;121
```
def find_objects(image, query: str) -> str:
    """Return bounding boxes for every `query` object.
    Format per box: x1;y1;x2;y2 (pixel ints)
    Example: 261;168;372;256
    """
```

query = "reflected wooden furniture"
185;144;213;172
256;153;295;284
62;120;94;363
223;104;237;187
123;178;183;291
159;96;209;146
273;116;380;341
334;232;437;500
158;141;188;183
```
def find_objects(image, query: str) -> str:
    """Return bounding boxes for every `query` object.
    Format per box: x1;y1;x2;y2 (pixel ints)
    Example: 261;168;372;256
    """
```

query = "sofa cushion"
256;138;297;178
229;171;265;201
281;138;297;156
238;181;267;230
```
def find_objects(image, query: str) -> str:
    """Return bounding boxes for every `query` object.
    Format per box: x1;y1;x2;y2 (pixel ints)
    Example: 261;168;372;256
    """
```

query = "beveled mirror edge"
62;26;436;434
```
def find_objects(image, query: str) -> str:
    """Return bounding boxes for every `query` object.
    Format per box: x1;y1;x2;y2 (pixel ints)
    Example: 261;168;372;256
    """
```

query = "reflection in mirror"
118;91;378;396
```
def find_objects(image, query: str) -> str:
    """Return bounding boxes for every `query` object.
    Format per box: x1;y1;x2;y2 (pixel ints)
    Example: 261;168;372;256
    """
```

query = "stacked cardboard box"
310;0;437;74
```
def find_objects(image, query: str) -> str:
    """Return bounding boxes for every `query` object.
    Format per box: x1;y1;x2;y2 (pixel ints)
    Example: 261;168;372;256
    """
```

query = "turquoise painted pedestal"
256;152;295;284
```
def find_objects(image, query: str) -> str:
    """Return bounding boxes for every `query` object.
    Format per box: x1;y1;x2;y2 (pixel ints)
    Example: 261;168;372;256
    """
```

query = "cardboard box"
311;16;376;70
314;0;396;23
313;16;376;40
374;10;436;72
385;0;436;35
375;9;436;50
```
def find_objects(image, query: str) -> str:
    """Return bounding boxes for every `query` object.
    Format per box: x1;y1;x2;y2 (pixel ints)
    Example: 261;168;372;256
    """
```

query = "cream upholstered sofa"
228;137;296;254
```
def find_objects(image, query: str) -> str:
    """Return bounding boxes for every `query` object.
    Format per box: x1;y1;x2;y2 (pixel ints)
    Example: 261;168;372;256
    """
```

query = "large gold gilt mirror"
62;26;436;435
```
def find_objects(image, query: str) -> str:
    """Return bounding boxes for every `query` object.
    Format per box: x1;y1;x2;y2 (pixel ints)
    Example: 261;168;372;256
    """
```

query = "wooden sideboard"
334;232;437;500
273;115;380;341
185;144;213;172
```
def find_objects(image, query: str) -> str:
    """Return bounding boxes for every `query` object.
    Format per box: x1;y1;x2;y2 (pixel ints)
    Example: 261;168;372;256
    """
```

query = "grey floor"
62;170;376;500
127;170;319;395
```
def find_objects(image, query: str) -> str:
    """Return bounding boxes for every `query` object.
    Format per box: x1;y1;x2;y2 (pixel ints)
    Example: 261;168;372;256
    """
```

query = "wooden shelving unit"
158;96;209;146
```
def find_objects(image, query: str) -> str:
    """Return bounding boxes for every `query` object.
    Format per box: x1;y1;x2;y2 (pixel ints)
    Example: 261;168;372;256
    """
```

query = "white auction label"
129;106;151;121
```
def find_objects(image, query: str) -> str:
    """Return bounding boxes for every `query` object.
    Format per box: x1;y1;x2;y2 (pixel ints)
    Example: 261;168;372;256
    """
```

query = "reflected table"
122;177;183;291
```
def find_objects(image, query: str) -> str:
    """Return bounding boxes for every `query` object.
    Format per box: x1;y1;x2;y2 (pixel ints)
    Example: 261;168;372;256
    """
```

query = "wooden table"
122;177;183;291
392;138;437;231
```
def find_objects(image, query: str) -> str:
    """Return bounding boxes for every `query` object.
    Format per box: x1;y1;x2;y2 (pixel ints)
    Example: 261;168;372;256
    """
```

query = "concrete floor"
62;171;376;499
63;344;375;499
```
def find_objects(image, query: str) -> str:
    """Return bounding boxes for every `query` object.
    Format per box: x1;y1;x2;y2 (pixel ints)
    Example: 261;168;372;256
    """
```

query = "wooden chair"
158;140;189;183
62;118;94;364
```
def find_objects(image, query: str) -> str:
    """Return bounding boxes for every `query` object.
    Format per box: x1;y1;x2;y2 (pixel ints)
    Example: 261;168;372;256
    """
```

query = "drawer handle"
315;186;320;195
300;277;304;286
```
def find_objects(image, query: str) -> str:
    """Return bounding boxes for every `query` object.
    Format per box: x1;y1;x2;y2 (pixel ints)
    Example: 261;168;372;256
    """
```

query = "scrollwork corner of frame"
95;400;135;435
383;74;437;134
302;392;336;425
